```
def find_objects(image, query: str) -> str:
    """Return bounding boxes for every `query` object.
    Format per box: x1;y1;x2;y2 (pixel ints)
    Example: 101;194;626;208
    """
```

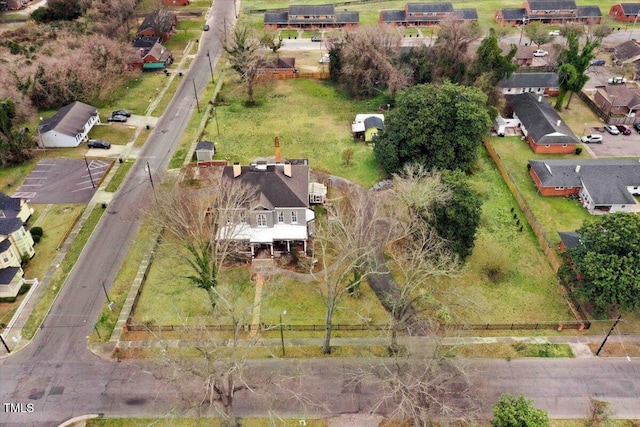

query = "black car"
87;140;111;149
203;24;210;31
107;114;128;123
634;122;640;133
112;110;131;117
590;58;605;66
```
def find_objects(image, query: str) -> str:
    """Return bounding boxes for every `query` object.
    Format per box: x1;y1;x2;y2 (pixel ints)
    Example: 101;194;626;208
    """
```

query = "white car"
608;76;626;84
533;49;549;57
319;53;330;64
548;30;561;36
580;134;603;144
604;125;620;135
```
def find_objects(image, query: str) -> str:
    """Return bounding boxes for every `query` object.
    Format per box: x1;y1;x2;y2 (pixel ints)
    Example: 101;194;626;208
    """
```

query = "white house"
38;101;100;148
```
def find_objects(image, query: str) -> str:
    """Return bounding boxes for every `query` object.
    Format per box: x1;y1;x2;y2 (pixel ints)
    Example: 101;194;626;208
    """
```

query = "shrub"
30;226;43;237
575;147;583;155
21;254;31;265
18;282;31;295
32;235;41;243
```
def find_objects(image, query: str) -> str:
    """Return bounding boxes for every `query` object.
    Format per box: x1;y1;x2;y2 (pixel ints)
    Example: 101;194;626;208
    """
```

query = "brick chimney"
274;136;281;164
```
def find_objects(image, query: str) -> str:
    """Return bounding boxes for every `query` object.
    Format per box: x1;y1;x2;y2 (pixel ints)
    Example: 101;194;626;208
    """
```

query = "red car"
616;125;632;135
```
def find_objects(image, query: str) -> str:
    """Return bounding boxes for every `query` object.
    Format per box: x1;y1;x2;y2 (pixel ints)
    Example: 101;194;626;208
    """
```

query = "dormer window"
257;214;267;227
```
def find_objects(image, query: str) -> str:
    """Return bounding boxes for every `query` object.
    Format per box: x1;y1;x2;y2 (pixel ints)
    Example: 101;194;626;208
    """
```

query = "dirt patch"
587;342;640;357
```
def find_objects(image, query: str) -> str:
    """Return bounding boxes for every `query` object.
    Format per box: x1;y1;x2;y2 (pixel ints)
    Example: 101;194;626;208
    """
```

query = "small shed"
195;141;215;163
352;114;385;142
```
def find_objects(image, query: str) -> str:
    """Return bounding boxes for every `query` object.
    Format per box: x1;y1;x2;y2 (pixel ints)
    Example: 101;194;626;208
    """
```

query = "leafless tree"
260;29;284;53
310;188;388;354
149;168;258;312
84;0;138;40
331;25;411;97
222;25;265;104
432;16;481;82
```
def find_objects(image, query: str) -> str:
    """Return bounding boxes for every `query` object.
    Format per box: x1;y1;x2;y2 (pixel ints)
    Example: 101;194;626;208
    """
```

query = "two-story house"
0;237;26;299
264;5;359;29
0;191;34;224
218;141;315;258
38;101;100;148
495;0;602;26
379;2;478;26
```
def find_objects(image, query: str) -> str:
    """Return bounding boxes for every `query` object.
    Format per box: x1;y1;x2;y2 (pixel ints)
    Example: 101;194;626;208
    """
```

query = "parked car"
616;124;632;135
634;122;640;133
605;124;620;135
533;49;548;57
608;76;626;84
589;58;605;66
319;53;330;64
203;24;210;31
311;36;322;42
548;30;561;36
111;110;131;117
580;134;603;144
87;139;111;149
107;114;128;123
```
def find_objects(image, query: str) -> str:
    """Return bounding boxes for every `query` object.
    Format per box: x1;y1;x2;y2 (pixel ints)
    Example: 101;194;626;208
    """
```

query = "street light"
279;310;287;357
630;11;640;40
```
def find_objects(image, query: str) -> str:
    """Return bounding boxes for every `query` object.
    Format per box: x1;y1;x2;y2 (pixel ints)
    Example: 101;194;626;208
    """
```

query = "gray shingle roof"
335;11;359;23
0;266;20;285
499;72;559;89
264;12;289;24
527;0;577;11
38;101;98;137
364;116;384;130
222;164;309;209
558;231;581;249
406;2;453;13
499;8;528;20
506;93;579;145
380;10;406;22
455;8;479;20
0;218;23;236
529;159;640;205
0;192;21;219
614;40;640;63
196;141;214;151
0;238;11;254
289;5;334;16
132;36;160;48
139;10;176;34
577;5;602;17
619;3;640;14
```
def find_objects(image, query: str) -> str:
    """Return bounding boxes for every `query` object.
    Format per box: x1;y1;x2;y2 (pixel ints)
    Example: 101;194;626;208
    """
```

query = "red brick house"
264;5;359;30
502;93;579;154
495;1;602;26
609;3;640;22
379;2;478;26
528;159;640;213
593;84;640;118
258;57;298;78
137;10;177;41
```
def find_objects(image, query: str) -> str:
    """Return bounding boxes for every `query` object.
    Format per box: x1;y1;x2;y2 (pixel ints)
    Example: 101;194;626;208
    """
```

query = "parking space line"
12;192;37;198
72;185;97;193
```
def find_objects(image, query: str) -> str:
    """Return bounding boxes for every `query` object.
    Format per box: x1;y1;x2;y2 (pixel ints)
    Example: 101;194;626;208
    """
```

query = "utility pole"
518;16;527;45
214;107;220;135
596;314;622;356
0;334;10;353
206;50;215;83
84;157;96;188
192;79;200;113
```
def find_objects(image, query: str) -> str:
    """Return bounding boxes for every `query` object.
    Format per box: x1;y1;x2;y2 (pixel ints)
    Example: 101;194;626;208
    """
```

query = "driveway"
12;158;111;204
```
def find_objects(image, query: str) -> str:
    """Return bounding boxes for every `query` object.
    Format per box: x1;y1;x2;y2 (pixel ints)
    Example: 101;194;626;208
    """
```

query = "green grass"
444;343;574;358
150;74;186;117
89;124;137;146
490;136;593;246
437;148;575;325
211;78;385;187
22;205;105;339
105;162;134;193
105;74;167;116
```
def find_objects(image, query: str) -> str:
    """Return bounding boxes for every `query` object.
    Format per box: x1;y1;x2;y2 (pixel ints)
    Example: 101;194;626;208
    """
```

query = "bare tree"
149;168;258;311
222;25;265;104
310;188;387;354
432;16;481;82
331;25;411;97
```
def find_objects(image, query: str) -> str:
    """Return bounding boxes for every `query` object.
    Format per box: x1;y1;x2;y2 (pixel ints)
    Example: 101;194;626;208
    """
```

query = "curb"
57;413;101;427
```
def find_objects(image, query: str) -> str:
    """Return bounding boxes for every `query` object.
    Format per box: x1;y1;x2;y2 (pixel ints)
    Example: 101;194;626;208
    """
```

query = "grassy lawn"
104;73;167;116
22;205;105;339
445;342;574;358
88;124;137;146
150;74;185;117
490;136;593;245
437;148;574;325
211;78;385;187
105;162;134;193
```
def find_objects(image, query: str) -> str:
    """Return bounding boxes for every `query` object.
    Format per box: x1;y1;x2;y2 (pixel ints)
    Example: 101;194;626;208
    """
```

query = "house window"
278;211;284;224
555;186;565;190
313;15;319;18
2;255;8;263
240;211;246;223
562;144;568;147
291;211;298;224
257;214;267;227
545;144;551;147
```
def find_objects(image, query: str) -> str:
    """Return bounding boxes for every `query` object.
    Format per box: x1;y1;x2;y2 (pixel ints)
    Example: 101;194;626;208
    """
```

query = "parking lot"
582;126;640;157
13;158;112;204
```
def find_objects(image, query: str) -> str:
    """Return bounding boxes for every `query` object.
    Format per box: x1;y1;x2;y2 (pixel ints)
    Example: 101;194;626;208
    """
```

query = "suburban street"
1;4;640;426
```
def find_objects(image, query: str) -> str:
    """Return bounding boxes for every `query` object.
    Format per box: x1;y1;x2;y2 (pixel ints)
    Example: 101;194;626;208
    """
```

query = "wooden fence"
259;71;330;81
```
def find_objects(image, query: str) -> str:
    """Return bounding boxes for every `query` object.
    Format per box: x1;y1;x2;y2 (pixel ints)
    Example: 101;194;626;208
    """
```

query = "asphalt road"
2;9;640;426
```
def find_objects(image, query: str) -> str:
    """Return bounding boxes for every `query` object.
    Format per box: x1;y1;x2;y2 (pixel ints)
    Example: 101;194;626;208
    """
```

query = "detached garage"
38;101;100;148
